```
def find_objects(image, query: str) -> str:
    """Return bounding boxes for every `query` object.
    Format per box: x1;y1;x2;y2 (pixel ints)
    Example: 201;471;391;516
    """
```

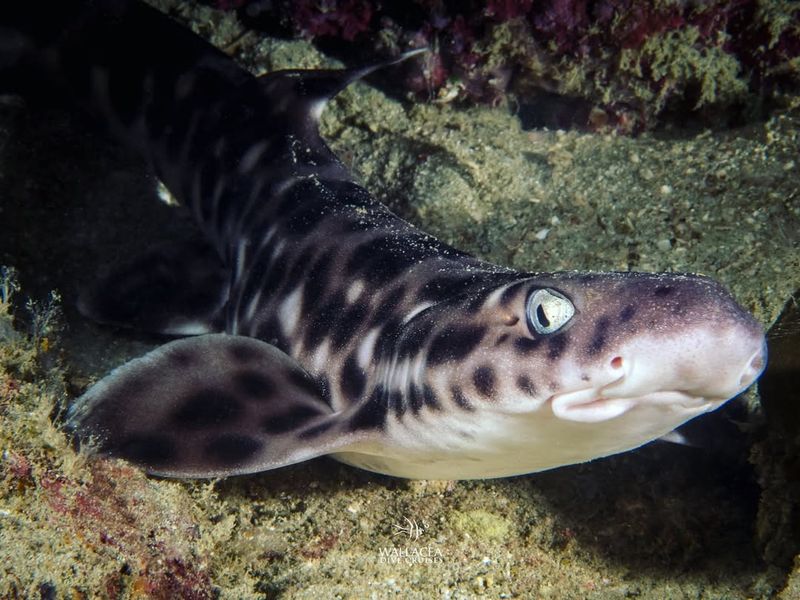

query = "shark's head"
372;271;766;479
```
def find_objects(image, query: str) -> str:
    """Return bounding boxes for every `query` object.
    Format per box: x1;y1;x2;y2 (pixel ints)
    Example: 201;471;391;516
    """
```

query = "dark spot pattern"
258;257;287;297
304;291;346;348
317;375;333;408
170;349;197;367
261;405;321;433
171;390;241;429
347;234;440;285
654;285;673;297
114;374;151;400
619;304;636;323
516;375;536;396
451;386;474;411
389;389;405;418
409;385;424;414
418;276;469;302
284;198;331;236
348;386;389;431
397;320;435;359
369;285;406;326
302;253;334;315
514;336;542;355
228;342;259;363
283;247;315;294
332;303;369;350
423;385;441;411
233;370;275;399
287;369;322;400
426;326;486;366
118;433;176;467
547;334;568;361
495;334;509;346
204;434;263;465
587;316;611;355
372;318;403;361
473;366;496;398
255;317;290;354
341;354;367;401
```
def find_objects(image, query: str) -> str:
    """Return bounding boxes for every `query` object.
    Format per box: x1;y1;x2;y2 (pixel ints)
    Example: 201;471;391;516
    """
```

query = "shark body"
3;0;766;479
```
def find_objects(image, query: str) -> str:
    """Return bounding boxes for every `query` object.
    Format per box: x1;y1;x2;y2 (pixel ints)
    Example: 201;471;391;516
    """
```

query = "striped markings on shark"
7;0;766;479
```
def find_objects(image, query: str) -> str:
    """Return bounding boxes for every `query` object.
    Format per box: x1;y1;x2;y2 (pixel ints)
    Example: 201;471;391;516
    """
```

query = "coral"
0;268;226;598
215;0;800;132
292;0;374;41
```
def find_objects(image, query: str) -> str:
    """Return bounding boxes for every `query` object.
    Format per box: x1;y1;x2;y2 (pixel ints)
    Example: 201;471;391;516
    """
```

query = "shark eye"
526;288;575;335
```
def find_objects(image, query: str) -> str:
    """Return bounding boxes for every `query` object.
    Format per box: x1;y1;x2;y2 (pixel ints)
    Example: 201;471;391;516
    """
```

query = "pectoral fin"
67;334;348;478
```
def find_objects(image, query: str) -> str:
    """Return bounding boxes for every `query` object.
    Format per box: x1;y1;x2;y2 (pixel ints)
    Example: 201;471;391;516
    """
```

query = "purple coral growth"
292;0;374;41
214;0;799;132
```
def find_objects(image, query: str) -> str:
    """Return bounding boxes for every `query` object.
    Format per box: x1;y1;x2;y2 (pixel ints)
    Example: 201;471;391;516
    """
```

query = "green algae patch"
450;509;512;542
619;27;747;110
0;270;256;598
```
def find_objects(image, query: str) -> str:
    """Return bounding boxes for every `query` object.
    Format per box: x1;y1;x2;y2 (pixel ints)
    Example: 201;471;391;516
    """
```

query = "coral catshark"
1;0;766;479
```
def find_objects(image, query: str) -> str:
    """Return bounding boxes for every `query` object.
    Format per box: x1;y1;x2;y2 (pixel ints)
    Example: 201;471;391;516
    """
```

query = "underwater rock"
219;0;800;132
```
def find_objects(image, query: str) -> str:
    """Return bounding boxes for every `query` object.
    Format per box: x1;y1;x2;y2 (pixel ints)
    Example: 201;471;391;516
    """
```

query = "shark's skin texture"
3;0;766;479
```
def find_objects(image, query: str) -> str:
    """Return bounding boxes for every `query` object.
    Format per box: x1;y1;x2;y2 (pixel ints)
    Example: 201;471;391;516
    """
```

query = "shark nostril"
610;356;623;370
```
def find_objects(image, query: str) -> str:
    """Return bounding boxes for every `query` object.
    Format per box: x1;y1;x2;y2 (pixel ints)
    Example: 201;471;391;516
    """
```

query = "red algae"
215;0;800;132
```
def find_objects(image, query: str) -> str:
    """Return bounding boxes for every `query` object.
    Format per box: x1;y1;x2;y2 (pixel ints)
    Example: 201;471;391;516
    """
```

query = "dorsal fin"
254;48;427;143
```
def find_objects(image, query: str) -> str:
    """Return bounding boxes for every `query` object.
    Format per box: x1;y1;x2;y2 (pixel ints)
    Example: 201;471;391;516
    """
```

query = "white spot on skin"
235;238;249;280
410;354;426;387
273;175;306;197
346;280;365;304
358;327;381;369
164;321;213;335
239;141;270;174
278;287;303;337
486;284;518;309
245;289;262;322
310;99;327;122
209;176;227;242
390;359;412;391
402;302;433;323
254;225;278;258
155;180;179;206
311;339;331;372
271;240;286;262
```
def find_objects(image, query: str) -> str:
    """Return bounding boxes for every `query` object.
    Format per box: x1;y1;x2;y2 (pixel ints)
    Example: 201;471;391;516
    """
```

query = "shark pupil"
536;304;550;329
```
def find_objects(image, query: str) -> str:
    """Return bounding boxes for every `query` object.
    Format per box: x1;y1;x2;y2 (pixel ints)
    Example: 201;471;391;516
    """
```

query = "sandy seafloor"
0;1;799;598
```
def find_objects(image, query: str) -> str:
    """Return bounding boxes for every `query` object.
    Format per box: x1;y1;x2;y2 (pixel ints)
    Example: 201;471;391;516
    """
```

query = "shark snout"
601;322;767;404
